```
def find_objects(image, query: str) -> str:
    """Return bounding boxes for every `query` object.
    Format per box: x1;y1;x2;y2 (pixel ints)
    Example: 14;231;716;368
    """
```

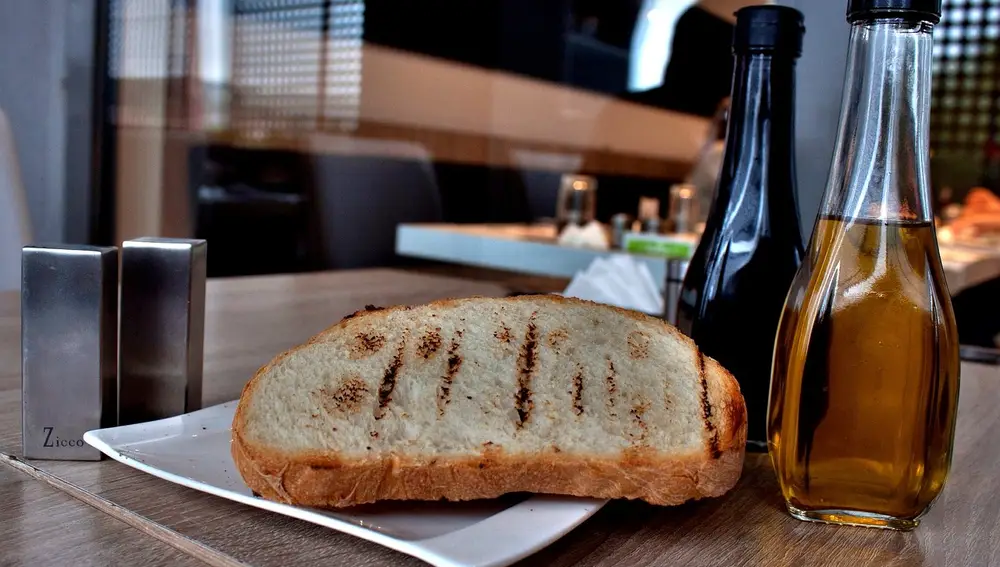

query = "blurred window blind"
106;0;363;131
932;0;1000;166
109;0;191;128
231;0;364;133
110;0;186;80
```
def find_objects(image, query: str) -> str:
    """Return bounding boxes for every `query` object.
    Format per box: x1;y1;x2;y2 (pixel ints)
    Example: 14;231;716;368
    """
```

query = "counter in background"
397;223;1000;297
396;223;692;291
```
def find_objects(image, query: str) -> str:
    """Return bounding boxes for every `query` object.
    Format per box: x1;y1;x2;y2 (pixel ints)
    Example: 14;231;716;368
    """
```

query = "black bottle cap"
847;0;942;23
733;6;805;57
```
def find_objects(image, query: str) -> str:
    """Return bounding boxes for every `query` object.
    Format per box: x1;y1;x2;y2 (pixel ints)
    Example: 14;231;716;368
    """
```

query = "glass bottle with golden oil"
767;0;959;531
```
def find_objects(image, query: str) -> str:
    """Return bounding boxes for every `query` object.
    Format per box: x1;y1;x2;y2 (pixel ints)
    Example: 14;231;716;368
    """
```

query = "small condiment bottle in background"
637;196;662;234
610;213;633;249
667;183;699;234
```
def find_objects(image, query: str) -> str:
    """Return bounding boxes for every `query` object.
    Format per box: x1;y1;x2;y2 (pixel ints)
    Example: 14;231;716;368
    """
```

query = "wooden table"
0;464;204;566
0;268;997;566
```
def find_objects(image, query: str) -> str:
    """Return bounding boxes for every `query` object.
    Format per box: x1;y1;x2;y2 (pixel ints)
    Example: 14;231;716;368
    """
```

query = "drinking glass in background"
668;183;699;234
555;174;598;233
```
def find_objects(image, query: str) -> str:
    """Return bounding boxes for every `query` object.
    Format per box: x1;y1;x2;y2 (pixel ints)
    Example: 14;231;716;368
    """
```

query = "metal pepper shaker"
119;238;207;425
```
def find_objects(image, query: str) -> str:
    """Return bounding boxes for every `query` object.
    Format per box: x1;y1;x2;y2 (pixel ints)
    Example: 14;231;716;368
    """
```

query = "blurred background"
1;0;998;348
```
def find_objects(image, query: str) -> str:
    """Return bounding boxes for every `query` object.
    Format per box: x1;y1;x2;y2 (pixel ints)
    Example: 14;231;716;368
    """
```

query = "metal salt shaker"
21;245;119;460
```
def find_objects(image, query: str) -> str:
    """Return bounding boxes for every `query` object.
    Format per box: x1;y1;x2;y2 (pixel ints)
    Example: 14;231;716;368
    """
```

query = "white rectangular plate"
84;402;606;567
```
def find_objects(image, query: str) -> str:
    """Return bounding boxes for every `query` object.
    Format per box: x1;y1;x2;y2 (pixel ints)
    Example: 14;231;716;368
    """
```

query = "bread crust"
232;428;743;507
232;295;746;508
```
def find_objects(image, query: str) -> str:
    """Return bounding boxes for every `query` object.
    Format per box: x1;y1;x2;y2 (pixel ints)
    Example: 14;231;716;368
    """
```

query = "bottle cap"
733;5;805;57
847;0;942;23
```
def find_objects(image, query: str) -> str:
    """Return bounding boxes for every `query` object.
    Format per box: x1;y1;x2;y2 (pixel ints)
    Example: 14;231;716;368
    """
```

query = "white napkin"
557;221;609;250
563;254;664;315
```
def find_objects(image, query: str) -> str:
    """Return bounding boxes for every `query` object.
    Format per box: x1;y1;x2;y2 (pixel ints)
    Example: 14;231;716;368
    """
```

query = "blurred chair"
188;143;324;277
307;134;442;269
0;108;32;292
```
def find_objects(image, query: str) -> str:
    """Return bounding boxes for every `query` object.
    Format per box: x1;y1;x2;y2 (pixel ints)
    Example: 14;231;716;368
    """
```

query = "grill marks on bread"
358;308;647;432
604;355;651;446
698;351;722;459
629;401;651;444
350;332;387;359
571;365;585;416
494;325;512;344
605;357;619;418
325;377;369;414
344;302;699;451
547;329;569;352
514;314;539;428
315;376;369;431
627;331;650;359
417;328;443;359
437;334;463;417
373;334;407;420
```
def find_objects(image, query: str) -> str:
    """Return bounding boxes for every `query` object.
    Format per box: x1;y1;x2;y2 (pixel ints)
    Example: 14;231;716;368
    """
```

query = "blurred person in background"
686;98;729;227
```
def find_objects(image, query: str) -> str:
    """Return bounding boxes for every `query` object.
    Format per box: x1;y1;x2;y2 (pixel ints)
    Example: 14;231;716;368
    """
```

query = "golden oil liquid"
768;215;960;529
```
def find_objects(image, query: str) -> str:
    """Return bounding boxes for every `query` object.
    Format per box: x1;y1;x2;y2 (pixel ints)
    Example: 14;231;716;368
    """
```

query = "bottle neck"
714;52;799;208
821;19;935;223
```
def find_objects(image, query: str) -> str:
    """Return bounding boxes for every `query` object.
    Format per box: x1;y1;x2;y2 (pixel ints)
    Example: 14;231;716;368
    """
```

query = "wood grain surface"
0;462;206;566
0;268;997;567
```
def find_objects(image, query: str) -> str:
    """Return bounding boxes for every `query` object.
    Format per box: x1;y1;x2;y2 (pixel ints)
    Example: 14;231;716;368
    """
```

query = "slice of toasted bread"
232;295;746;508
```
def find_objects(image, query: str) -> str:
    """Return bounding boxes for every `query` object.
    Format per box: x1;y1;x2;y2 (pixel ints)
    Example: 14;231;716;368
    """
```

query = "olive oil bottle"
768;0;960;531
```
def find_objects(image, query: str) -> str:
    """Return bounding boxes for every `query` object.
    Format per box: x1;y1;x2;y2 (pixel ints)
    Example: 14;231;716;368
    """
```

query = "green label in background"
624;238;695;259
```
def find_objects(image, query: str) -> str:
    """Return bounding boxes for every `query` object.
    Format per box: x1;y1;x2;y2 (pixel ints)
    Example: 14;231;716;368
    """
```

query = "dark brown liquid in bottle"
768;215;960;524
676;52;804;449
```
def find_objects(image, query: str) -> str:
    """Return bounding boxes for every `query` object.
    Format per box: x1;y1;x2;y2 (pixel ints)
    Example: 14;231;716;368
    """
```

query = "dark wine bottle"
676;5;806;451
